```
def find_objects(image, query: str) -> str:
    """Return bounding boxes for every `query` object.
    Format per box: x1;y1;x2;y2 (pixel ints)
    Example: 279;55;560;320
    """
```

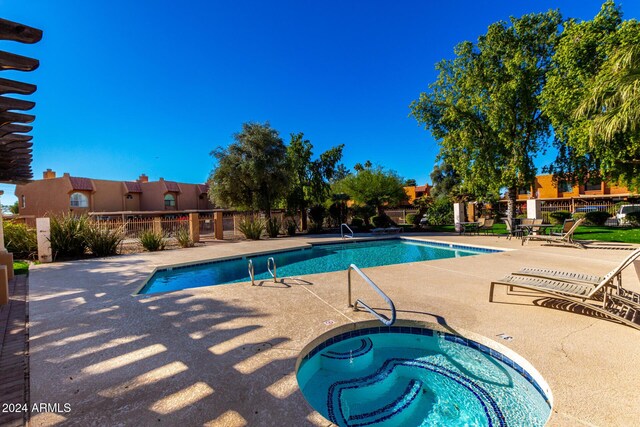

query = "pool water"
297;328;551;427
140;239;499;294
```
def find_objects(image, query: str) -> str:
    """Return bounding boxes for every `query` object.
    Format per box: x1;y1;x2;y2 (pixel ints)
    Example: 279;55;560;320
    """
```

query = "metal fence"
384;209;418;225
92;217;189;237
539;199;617;223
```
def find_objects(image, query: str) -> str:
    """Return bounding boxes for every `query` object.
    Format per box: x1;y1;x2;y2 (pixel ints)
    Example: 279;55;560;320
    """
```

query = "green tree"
540;1;627;187
429;161;461;200
334;166;408;216
285;132;344;230
208;122;289;217
404;179;417;187
543;1;640;191
9;201;19;214
411;10;562;228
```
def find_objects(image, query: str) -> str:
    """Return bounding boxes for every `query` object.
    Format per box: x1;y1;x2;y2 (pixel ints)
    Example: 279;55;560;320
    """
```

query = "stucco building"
15;169;213;220
516;174;633;201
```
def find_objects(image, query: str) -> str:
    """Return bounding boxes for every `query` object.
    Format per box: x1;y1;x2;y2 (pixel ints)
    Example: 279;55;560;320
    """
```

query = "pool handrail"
267;257;277;282
248;259;255;286
347;264;396;326
341;223;354;239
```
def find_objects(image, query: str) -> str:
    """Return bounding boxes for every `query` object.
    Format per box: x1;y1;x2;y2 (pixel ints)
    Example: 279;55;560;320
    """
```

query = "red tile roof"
415;185;428;192
124;181;142;193
165;181;181;192
69;177;94;191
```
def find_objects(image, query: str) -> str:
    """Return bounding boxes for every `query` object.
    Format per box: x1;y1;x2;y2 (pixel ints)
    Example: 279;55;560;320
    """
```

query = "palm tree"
575;43;640;143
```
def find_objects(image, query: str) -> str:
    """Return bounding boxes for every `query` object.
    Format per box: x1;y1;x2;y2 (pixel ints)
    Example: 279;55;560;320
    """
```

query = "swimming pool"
296;322;551;426
139;238;502;294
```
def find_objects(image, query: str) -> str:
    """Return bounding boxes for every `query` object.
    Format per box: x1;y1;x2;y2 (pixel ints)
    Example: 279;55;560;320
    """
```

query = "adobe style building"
517;174;634;202
403;184;431;205
15;169;213;221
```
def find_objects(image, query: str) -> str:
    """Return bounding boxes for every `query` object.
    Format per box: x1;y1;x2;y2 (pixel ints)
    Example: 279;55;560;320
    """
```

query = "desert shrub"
571;212;586;222
370;214;392;228
285;220;297;236
50;213;90;259
424;198;453;225
549;210;571;225
238;217;264;240
265;218;281;238
352;205;376;225
139;229;166;251
85;223;124;256
308;205;326;230
175;226;195;248
307;221;323;234
350;217;364;228
625;212;640;226
584;211;611;226
405;213;418;226
3;221;37;259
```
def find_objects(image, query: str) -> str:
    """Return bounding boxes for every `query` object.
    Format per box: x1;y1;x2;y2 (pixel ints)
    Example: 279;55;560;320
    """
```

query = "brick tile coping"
0;274;29;427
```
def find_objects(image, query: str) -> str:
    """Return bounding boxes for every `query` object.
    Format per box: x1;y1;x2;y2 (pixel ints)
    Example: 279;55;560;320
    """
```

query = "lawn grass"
13;260;29;275
419;223;640;243
574;226;640;244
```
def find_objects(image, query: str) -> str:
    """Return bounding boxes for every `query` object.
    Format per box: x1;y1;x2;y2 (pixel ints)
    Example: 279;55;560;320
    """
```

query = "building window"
558;181;573;193
164;193;176;208
21;195;26;209
518;187;531;195
585;179;602;191
70;192;89;208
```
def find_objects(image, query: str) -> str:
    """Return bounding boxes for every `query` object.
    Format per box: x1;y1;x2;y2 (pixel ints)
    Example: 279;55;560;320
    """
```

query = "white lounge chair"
522;218;585;248
514;247;640;291
490;257;640;330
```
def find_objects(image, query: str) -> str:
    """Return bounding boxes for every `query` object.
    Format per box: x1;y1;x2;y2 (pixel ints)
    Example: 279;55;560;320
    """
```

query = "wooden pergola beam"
0;18;43;44
0;110;35;125
0;123;32;136
0;95;35;111
0;50;39;72
0;77;36;95
0;133;33;143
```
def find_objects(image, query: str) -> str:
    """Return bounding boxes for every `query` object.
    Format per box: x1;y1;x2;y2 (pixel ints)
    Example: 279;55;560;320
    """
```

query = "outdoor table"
517;223;555;236
457;221;481;235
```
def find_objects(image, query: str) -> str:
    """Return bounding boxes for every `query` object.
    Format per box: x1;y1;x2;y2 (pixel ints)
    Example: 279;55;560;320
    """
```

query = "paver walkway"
0;274;29;427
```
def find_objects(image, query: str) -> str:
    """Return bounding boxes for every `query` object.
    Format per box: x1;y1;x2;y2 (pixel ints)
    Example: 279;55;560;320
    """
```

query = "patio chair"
522;218;585;248
551;219;575;236
489;267;640;330
479;218;495;235
514;247;640;294
503;219;522;240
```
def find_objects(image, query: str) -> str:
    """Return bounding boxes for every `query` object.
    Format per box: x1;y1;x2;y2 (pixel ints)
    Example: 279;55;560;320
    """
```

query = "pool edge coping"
295;319;554;414
134;237;509;295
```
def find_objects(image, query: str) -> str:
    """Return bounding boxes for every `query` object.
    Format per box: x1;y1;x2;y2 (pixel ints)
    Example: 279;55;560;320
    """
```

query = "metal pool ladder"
248;259;255;285
267;257;277;282
247;257;278;285
341;223;354;239
347;264;396;326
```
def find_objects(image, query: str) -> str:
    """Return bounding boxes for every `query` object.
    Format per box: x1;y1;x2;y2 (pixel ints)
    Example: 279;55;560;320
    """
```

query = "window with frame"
584;179;602;191
518;187;531;195
21;195;26;209
164;193;176;207
70;192;88;208
558;181;573;193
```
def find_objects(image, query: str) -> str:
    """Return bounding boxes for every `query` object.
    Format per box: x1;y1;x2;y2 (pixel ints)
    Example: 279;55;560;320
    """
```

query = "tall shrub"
238;217;264;240
50;213;90;259
4;221;37;259
85;223;125;257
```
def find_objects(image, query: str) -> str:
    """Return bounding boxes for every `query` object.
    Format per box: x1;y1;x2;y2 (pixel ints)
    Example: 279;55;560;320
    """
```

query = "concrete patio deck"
26;233;640;426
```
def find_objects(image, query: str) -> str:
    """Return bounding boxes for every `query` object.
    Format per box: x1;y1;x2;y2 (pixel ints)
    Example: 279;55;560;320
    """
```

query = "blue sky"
1;0;639;205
